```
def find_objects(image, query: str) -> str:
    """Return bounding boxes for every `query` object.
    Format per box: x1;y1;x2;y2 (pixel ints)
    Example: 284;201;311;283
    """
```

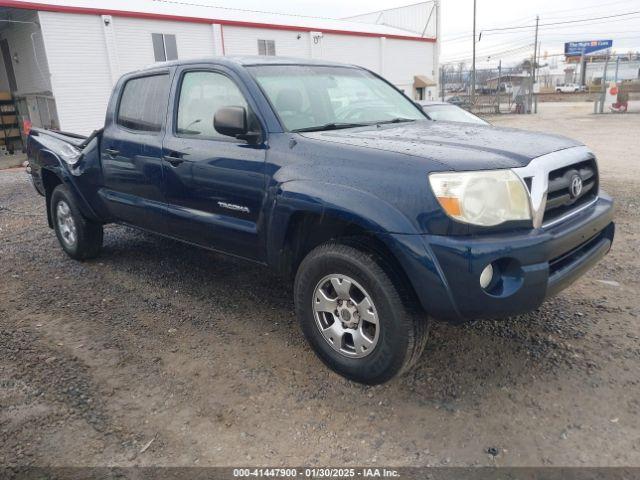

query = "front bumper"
388;193;614;323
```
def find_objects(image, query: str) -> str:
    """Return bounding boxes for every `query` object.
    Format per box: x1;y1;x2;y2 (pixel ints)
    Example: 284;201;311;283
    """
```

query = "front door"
100;72;171;233
161;67;267;260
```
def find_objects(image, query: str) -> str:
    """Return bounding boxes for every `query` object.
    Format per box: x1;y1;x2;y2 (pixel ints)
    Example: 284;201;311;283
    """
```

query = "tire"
50;184;103;260
294;242;429;385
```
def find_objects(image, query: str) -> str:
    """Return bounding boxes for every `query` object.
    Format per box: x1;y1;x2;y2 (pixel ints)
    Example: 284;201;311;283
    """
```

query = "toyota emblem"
570;175;583;198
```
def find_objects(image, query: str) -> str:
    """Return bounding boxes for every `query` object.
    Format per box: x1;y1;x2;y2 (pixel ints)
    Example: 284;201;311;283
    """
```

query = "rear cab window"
117;74;170;132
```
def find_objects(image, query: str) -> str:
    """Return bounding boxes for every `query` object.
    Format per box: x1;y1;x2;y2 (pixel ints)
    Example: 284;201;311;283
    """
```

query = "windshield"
249;65;425;132
422;104;488;125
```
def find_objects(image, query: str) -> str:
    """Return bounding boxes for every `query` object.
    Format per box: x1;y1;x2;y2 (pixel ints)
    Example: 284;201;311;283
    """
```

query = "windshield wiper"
292;118;415;132
292;122;369;133
375;118;416;125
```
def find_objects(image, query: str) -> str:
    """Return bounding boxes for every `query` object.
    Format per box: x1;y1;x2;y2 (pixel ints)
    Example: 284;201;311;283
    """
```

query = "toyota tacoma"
26;57;614;384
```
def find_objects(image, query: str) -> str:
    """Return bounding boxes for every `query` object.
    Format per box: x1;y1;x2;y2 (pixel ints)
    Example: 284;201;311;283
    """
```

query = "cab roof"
133;56;363;73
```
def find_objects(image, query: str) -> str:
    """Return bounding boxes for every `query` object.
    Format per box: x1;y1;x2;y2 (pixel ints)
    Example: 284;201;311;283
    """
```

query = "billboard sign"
565;40;613;56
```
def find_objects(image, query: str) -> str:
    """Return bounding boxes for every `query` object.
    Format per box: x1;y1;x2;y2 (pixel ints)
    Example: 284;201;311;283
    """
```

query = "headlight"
428;170;531;226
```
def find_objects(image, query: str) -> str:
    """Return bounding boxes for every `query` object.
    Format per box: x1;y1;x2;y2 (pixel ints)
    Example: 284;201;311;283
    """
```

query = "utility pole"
599;54;610;113
529;15;539;114
532;16;539;83
496;59;502;112
471;0;476;105
535;40;541;113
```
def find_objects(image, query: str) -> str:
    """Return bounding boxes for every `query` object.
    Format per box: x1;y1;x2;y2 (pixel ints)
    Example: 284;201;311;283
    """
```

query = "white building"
0;0;438;138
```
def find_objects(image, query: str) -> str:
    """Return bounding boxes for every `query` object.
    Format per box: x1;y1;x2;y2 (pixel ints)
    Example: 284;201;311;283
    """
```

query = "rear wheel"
294;242;429;384
51;184;103;260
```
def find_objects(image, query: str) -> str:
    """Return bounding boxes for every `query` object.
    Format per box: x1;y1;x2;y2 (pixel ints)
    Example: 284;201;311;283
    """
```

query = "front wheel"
294;242;429;384
51;184;103;260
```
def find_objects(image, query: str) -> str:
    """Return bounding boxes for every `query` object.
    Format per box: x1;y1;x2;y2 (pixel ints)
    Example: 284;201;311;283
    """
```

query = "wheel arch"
41;166;99;228
41;168;64;228
274;211;423;312
267;180;422;299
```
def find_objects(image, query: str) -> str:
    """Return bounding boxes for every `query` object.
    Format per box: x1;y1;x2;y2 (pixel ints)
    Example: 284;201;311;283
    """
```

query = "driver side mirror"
214;106;260;143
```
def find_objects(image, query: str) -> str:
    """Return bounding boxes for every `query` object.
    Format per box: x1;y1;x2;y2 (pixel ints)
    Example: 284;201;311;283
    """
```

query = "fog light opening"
479;263;494;290
481;258;524;298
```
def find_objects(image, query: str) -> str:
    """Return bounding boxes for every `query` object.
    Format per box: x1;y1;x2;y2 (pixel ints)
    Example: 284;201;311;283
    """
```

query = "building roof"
344;1;437;38
0;0;436;42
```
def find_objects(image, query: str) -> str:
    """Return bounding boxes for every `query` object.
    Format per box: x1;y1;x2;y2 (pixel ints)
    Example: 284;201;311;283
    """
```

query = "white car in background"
556;84;581;93
417;101;489;125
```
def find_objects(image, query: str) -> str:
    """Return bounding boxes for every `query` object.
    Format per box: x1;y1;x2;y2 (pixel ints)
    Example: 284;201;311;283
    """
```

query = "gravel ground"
1;104;639;468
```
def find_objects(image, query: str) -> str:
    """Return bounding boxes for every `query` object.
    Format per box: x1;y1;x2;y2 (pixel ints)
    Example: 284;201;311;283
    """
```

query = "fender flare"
38;150;100;227
266;179;417;268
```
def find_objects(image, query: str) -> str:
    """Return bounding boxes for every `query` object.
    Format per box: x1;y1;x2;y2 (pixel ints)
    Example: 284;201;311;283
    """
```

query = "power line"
442;34;640;63
443;44;534;64
539;51;637;58
447;49;640;68
481;10;640;32
441;1;640;42
441;16;533;41
481;13;640;36
442;4;640;64
537;31;640;38
444;40;535;57
445;42;534;61
533;0;640;20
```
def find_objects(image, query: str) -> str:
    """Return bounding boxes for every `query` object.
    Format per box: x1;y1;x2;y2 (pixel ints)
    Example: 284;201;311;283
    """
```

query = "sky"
181;0;640;67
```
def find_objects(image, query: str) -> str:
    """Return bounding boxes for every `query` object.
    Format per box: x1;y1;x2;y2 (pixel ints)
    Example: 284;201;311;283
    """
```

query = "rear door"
161;66;267;260
100;71;172;233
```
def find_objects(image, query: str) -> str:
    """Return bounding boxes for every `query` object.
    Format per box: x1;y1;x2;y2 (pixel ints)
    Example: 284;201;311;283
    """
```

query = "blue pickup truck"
26;57;614;384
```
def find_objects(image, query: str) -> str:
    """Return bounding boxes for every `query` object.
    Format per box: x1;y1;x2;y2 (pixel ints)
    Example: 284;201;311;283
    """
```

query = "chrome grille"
543;159;598;225
512;146;599;229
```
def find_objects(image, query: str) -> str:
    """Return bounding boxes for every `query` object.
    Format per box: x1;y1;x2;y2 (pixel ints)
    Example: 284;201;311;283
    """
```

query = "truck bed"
30;127;96;149
26;127;104;198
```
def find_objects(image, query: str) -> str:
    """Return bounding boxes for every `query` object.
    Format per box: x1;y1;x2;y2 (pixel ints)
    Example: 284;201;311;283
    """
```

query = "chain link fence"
439;64;536;115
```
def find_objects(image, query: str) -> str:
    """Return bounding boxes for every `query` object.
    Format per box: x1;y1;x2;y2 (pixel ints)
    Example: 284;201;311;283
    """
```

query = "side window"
176;71;249;140
117;75;170;132
152;33;178;62
257;39;276;56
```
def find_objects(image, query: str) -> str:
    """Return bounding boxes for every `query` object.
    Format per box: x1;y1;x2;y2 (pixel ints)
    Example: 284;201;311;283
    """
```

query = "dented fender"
27;129;106;226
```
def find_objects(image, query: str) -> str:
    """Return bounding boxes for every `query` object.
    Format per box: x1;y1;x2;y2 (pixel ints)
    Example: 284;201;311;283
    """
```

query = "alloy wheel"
56;200;77;249
312;274;380;358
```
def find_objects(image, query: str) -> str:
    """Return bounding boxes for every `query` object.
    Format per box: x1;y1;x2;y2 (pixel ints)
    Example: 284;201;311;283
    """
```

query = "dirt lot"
1;104;639;468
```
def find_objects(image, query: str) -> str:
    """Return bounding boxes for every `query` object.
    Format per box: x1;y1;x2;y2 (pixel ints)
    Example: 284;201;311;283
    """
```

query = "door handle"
163;153;187;167
105;148;119;157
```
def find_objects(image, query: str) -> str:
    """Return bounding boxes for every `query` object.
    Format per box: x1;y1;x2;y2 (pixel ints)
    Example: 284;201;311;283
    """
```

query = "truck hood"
300;120;583;170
